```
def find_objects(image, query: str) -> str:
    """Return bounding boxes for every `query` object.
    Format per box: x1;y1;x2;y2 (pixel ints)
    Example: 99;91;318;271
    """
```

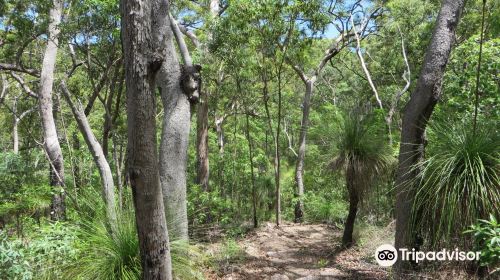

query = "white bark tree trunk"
60;81;117;230
38;0;65;220
158;29;191;241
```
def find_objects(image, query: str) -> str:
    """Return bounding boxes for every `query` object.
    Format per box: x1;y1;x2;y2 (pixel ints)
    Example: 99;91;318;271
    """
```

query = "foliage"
465;214;500;267
442;37;500;121
411;121;500;246
330;111;394;196
0;222;79;280
209;238;245;272
303;190;347;225
64;208;206;280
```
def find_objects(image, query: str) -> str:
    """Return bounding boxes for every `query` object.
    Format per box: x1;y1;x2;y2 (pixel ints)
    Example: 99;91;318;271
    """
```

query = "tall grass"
64;193;206;280
411;121;500;246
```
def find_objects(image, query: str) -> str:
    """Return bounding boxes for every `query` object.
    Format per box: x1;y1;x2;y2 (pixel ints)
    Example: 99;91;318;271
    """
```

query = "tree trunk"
72;132;82;190
38;0;65;221
102;61;121;159
394;0;465;273
294;78;315;223
13;118;19;154
342;164;358;247
196;96;210;191
158;18;192;242
12;97;19;154
194;0;218;197
120;0;173;278
61;82;117;230
113;137;124;208
245;114;258;228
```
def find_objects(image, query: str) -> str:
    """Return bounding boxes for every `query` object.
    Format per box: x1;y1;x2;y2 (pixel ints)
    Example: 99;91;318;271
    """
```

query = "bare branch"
387;25;411;124
0;63;39;77
10;72;38;99
0;74;7;105
283;119;298;157
169;12;193;66
178;24;201;49
18;106;36;120
286;59;308;83
67;43;84;77
350;14;383;109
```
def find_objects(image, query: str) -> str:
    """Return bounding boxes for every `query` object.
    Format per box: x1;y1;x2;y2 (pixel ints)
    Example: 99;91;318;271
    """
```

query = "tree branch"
169;12;193;66
10;72;38;99
386;26;411;124
350;14;383;109
178;24;201;49
0;63;39;77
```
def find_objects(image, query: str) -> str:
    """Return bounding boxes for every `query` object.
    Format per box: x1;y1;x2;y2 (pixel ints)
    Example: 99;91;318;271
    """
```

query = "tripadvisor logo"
374;244;481;267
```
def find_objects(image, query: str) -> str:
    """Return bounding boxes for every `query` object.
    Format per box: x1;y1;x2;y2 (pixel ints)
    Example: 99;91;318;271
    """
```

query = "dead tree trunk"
120;0;173;278
394;0;465;273
38;0;65;220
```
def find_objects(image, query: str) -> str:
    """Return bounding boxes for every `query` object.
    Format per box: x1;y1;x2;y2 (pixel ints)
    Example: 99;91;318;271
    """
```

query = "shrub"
411;121;500;246
465;214;500;267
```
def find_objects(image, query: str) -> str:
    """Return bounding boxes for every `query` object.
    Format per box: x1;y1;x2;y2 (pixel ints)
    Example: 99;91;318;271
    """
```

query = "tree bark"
60;81;117;230
245;114;258;228
294;78;315;223
196;98;210;191
195;0;219;194
38;0;65;220
342;164;358;247
120;0;173;278
158;15;192;242
394;0;465;273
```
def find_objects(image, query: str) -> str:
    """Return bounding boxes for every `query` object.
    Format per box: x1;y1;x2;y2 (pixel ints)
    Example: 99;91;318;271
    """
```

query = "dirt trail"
215;222;388;280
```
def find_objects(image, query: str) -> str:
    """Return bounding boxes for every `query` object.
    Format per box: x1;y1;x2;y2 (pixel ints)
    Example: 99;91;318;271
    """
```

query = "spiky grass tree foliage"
64;199;206;280
330;112;394;246
411;121;500;247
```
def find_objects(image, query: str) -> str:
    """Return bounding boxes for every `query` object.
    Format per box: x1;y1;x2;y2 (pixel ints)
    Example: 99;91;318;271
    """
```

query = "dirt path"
213;222;389;280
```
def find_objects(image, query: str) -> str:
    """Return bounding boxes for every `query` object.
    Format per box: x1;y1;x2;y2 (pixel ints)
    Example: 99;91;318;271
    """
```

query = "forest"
0;0;498;279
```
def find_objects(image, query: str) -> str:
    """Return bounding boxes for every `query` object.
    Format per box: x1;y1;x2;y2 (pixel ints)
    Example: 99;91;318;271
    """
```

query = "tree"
394;0;466;272
158;12;201;241
38;0;66;220
60;81;117;231
330;112;392;246
120;0;173;278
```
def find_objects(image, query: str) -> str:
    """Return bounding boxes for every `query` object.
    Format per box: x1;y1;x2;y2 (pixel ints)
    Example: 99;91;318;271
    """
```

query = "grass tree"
330;112;393;246
410;121;500;247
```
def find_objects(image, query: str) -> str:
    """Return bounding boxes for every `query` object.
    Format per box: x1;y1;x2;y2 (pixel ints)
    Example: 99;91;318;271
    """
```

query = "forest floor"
207;222;391;280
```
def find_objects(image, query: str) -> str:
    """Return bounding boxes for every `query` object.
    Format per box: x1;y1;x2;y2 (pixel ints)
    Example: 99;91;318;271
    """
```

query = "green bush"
303;191;347;225
65;209;206;280
465;214;500;267
0;222;79;280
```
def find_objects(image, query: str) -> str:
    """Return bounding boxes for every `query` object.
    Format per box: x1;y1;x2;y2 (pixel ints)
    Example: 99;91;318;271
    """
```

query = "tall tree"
38;0;65;220
289;6;378;222
60;81;117;231
121;0;173;278
394;0;466;272
159;11;201;241
195;0;219;193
